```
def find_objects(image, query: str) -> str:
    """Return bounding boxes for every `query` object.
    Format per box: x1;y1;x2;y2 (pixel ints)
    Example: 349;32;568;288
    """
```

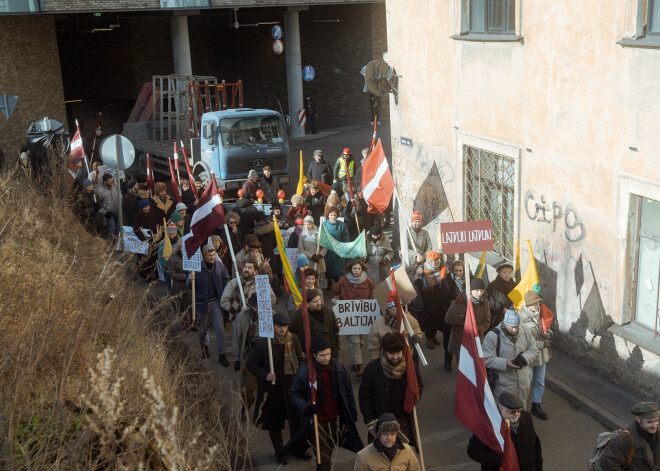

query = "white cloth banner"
256;274;274;338
333;299;381;335
116;226;149;254
181;233;202;272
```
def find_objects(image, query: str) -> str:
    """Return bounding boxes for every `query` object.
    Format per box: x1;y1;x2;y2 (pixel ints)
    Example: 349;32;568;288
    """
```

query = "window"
470;0;515;34
463;145;515;259
160;0;209;8
633;197;660;333
0;0;39;14
650;0;660;34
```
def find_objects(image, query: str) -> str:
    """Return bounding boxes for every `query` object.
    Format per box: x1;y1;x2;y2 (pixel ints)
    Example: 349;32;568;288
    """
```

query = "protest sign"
333;299;380;335
255;274;274;338
374;266;417;313
284;248;298;274
115;226;149;254
181;233;202;272
439;220;494;254
97;165;125;180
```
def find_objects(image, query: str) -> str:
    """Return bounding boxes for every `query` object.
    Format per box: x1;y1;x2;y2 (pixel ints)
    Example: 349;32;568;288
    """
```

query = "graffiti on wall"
525;191;586;242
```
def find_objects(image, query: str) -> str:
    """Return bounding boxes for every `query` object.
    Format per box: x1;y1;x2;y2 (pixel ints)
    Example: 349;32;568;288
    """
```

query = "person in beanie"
406;211;432;279
232;293;262;420
482;309;539;408
467;390;543;471
75;178;104;234
174;202;191;234
235;193;258;236
290;288;340;359
247;311;305;464
519;290;553;420
333;259;375;377
307;149;332;185
188;244;230;365
414;250;451;357
445;277;490;368
359;333;423;451
367;292;422;361
158;222;180;292
487;262;517;330
286;334;363;469
354;412;420;471
242;169;260;202
365;225;393;285
601;401;659;470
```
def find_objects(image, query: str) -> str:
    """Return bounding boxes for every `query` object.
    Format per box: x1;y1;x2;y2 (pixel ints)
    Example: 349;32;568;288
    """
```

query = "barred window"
464;145;515;259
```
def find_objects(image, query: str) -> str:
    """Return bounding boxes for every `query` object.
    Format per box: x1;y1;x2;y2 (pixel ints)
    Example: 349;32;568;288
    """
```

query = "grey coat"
519;306;552;367
406;228;432;278
366;233;394;285
298;229;327;274
482;324;539;409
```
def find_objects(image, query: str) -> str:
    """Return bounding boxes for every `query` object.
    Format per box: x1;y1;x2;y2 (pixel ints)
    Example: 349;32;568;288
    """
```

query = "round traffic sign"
100;134;135;170
271;25;282;40
303;65;315;81
272;39;284;54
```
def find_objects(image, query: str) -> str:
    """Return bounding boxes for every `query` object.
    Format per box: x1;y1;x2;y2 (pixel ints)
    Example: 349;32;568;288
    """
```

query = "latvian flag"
68;126;85;186
184;175;226;255
361;138;394;214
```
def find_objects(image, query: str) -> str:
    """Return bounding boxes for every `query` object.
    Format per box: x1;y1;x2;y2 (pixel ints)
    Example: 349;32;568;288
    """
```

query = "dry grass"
0;152;253;470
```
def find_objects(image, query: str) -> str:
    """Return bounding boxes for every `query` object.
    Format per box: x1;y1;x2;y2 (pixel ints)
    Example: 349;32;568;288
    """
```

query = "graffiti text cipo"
525;191;585;242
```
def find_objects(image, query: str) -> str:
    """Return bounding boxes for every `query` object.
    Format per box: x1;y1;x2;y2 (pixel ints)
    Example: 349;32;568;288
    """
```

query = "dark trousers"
269;429;284;453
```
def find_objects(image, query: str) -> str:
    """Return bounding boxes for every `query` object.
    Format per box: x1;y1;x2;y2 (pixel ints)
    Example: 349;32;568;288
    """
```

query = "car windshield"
220;116;284;146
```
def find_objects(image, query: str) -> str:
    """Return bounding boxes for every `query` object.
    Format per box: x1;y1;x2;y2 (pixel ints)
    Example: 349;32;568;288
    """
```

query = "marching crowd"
26;138;658;471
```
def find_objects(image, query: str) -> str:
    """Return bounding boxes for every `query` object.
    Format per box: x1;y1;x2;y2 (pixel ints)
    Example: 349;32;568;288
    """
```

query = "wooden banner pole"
224;224;246;305
412;406;426;471
313;409;321;465
267;337;275;385
191;271;196;328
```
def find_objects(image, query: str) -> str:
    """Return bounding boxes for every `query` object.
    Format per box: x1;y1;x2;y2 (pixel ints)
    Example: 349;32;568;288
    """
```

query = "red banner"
440;220;494;254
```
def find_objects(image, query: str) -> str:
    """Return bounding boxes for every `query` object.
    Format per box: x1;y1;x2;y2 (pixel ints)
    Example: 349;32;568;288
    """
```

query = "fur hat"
381;332;405;353
503;308;520;327
154;182;167;194
202;244;216;255
291;194;304;206
367;413;409;444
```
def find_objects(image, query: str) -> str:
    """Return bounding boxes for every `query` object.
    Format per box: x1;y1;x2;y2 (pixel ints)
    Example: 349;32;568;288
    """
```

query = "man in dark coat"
467;391;543;471
487;263;517;330
259;165;280;203
358;333;423;451
286;334;363;469
304;181;327;225
242;169;260;202
304;95;317;134
307;150;332;185
601;401;659;471
290;288;340;359
235;194;258;236
247;312;305;465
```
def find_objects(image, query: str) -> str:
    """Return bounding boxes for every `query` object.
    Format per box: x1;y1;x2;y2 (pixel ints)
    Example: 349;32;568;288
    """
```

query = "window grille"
464;145;515;259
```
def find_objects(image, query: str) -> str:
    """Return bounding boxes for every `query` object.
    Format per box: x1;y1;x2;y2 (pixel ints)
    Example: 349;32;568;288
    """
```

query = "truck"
123;75;291;191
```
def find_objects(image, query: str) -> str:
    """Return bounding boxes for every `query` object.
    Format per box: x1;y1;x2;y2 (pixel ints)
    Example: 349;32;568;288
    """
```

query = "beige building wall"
386;0;660;400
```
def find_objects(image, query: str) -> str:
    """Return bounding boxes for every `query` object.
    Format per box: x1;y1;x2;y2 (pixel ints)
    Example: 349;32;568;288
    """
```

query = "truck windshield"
220;116;284;147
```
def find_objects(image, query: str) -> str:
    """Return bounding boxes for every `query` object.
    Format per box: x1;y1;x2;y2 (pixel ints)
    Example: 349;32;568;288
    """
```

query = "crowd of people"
31;139;657;471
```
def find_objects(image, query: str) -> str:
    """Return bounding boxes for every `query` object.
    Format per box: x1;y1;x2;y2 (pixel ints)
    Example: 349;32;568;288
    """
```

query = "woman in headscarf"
322;205;349;284
286;194;308;223
298;215;327;289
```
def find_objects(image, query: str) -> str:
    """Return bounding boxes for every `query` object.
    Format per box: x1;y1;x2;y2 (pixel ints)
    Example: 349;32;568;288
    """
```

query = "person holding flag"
366;292;422;362
290;288;340;360
322;205;350;284
354;412;420;471
467;391;543;471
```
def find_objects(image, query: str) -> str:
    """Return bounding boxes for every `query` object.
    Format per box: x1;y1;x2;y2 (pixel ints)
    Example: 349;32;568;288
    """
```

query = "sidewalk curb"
546;373;626;430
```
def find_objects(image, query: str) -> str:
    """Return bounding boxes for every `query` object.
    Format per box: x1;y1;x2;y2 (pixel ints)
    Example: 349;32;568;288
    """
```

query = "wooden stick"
224;224;246;305
191;271;196;327
402;307;428;366
412;406;426;471
465;253;472;296
315;221;322;256
267;338;275;385
313;407;321;465
393;187;419;254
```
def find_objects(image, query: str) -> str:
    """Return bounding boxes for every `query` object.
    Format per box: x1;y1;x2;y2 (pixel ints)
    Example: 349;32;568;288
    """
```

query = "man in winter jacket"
231;293;261;417
482;309;539;409
221;257;276;320
95;172;121;236
290;288;340;359
259;165;280;203
406;211;432;280
354;413;420;471
601;401;659;471
467;391;543;471
75;178;104;234
333;148;355;195
366;225;394;285
359;333;423;451
307;149;333;185
367;292;422;361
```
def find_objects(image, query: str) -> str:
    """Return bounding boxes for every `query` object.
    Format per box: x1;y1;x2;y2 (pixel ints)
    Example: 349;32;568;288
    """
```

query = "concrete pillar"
170;15;192;76
285;10;305;138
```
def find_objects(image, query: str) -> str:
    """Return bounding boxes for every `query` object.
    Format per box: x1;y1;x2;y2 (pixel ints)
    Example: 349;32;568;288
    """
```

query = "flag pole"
267;337;275;385
412;406;426;471
393;187;419;254
224;224;246;305
402;306;428;366
316;220;323;256
191;272;196;329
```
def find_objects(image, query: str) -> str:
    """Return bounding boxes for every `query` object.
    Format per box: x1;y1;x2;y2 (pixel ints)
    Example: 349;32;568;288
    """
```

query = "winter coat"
367;314;422;361
166;249;188;295
467;411;543;471
220;276;276;317
150;195;174;221
122;192;137;225
445;294;491;357
290;304;340;359
241;179;260;201
354;441;420;471
519;306;552;367
132;210;159;240
323;220;350;280
235;198;258;235
414;269;452;335
366;234;394;285
254;220;277;262
601;422;660;471
333;275;376;302
186;260;229;315
75;191;104;232
406;229;432;279
482;323;540;407
307;159;333;185
288;360;364;453
304;192;327;225
298;230;327;275
286;205;309;224
231;307;257;365
182;188;198;213
487;276;517;329
247;335;305;429
259;175;280;203
95;182;120;216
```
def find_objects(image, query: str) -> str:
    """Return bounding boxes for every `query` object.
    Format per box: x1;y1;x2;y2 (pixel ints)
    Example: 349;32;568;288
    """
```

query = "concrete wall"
0;15;66;168
386;0;660;401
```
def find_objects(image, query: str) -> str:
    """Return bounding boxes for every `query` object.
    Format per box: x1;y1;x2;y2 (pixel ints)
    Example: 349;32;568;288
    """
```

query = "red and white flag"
369;120;377;153
362;139;394;214
180;140;197;195
185;175;226;256
68;125;86;186
173;141;180;171
454;299;519;471
168;157;183;204
146;153;155;196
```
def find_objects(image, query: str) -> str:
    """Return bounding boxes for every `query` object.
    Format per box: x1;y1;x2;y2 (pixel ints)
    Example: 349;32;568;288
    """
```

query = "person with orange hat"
333;148;355;195
406;211;432;279
366;291;422;361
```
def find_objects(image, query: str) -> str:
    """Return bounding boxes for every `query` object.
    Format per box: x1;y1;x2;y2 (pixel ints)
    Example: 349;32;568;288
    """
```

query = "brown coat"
445;293;491;357
602;423;660;471
354;441;420;471
332;275;375;301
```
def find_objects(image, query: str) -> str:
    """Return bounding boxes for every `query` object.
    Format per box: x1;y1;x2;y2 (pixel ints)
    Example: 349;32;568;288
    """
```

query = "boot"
531;402;548;420
201;345;210;360
426;337;435;349
219;353;230;367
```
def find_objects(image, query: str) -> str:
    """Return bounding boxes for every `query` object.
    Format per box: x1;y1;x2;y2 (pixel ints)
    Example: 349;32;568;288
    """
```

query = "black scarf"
374;437;404;462
314;359;339;406
309;308;324;324
636;421;658;454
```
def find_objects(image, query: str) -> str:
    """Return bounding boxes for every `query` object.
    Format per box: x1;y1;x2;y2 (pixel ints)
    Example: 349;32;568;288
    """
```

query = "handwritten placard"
181;233;202;272
116;226;149;254
440;220;494;254
255;274;274;338
333;299;380;335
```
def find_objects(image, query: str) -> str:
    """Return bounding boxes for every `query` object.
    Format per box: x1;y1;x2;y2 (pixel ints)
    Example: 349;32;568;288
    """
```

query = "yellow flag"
273;215;302;307
514;240;521;282
296;150;305;195
162;218;172;261
507;240;541;310
474;251;487;279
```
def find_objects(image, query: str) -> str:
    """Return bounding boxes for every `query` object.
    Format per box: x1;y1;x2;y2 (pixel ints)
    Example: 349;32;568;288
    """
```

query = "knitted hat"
82;178;93;188
426;250;442;260
167;222;178;235
313;149;324;157
502;308;520;327
175;202;187;212
381;332;405;353
201;244;216;255
291;194;304;206
496;262;514;273
138;200;150;209
273;312;292;326
470;278;485;290
524;290;543;305
294;218;305;226
369;225;382;237
170;212;184;223
248;169;258;178
154;181;167;194
386;292;396;309
411;210;422;223
311;334;331;353
342;148;351;154
304;215;314;224
297;253;310;267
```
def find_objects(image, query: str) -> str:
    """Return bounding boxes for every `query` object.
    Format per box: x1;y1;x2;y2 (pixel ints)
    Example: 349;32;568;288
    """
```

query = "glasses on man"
228;220;238;225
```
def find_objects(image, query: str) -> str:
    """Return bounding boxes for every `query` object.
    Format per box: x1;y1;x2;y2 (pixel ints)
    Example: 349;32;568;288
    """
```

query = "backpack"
486;328;501;391
587;429;634;471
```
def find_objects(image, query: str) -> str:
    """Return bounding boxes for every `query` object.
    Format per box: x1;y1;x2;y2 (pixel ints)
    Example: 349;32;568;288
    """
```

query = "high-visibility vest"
337;158;354;179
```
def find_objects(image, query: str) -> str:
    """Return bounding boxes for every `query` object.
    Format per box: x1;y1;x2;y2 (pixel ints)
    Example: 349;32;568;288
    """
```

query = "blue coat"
284;359;363;456
186;260;229;314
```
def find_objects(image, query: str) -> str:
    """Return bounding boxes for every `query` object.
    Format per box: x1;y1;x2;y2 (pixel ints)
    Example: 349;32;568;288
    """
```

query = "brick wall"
0;15;66;169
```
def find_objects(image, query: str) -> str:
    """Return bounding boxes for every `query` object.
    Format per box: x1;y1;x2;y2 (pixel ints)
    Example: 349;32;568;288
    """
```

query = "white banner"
255;274;274;338
333;299;381;336
97;165;125;180
116;226;149;254
181;233;202;272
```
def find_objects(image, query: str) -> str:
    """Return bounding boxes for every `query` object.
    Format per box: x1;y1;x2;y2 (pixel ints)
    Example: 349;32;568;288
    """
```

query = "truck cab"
198;108;290;190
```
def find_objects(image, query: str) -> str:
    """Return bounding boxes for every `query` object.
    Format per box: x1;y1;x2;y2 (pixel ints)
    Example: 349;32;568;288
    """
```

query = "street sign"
100;134;135;170
439;220;494;254
272;39;284;54
303;65;315;81
0;95;18;120
271;24;282;40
